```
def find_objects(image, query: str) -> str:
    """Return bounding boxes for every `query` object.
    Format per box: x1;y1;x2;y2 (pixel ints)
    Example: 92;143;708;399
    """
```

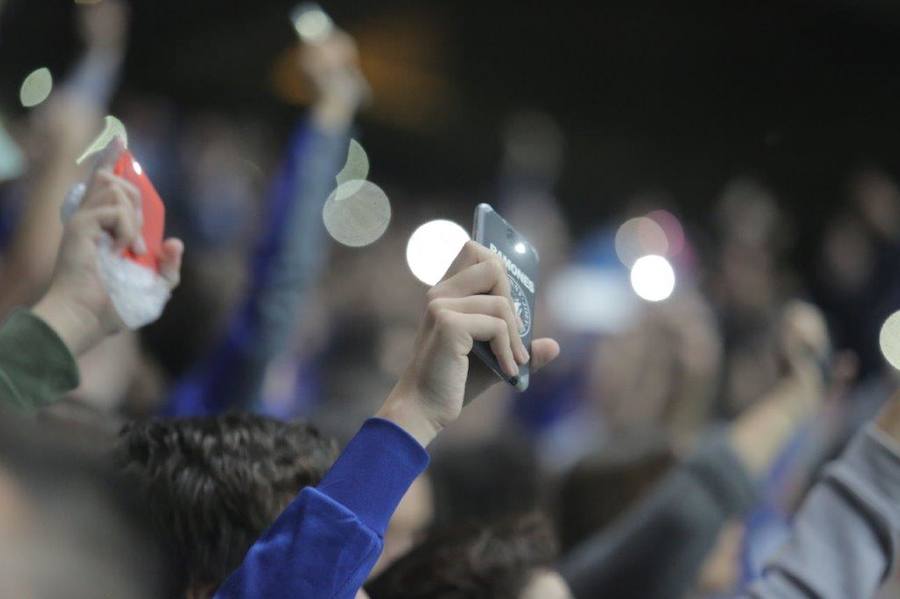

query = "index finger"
435;242;512;297
440;240;497;281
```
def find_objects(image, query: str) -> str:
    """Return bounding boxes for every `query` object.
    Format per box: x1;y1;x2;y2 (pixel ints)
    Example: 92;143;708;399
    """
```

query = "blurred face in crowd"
713;178;787;317
852;168;900;241
821;215;874;294
588;289;721;441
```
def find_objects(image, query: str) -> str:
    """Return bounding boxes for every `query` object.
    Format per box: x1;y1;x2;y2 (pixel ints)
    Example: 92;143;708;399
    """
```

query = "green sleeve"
0;309;80;412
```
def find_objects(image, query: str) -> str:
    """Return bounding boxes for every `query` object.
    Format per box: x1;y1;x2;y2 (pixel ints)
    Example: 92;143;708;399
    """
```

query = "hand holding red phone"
36;141;182;354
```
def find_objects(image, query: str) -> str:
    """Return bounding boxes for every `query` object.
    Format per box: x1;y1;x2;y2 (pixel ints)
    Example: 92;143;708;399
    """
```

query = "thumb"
530;338;560;373
159;238;184;290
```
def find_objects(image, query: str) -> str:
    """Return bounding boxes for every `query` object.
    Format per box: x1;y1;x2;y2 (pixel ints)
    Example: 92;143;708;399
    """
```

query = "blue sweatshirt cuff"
316;418;430;536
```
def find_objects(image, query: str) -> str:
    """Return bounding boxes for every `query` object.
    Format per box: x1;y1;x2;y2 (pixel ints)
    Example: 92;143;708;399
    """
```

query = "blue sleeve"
164;121;349;416
214;418;429;599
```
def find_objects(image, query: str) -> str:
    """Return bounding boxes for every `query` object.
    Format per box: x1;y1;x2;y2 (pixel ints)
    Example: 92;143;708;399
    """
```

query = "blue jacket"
215;418;429;598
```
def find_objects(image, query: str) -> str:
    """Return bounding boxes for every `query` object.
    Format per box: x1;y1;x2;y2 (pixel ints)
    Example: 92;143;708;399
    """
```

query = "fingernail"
505;358;519;377
520;346;530;364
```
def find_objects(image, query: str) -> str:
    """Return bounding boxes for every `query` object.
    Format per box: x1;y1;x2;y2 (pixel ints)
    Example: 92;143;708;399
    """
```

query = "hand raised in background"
298;28;371;128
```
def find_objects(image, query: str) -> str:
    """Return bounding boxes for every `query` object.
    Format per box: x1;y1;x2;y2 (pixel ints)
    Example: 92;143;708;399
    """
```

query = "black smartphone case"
471;203;539;391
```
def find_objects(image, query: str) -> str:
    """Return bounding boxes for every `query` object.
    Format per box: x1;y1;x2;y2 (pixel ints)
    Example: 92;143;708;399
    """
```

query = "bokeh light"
322;179;391;247
76;115;128;164
334;139;370;201
290;3;334;43
647;209;685;256
630;254;676;302
406;219;470;285
19;68;53;108
547;266;638;334
615;216;668;267
879;310;900;370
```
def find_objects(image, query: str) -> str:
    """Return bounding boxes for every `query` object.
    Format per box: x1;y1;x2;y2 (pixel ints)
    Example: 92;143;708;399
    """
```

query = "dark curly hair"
116;413;338;594
366;512;559;599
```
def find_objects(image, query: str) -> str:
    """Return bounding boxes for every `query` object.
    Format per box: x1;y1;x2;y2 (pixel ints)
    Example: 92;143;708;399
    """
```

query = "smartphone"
472;203;539;392
113;149;166;272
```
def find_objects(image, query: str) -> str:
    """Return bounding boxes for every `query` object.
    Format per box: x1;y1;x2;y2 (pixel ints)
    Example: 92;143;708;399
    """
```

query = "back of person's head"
556;437;674;552
116;413;338;595
0;412;180;599
366;512;570;599
429;433;541;530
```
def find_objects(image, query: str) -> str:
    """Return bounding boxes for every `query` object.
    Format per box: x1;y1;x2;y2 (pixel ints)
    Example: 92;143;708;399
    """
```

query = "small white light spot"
132;160;143;175
630;255;676;302
290;3;334;43
19;68;53;108
406;220;470;285
880;311;900;370
514;242;526;254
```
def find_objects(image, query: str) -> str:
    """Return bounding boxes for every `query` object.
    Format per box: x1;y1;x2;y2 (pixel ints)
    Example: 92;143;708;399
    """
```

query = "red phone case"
112;150;165;272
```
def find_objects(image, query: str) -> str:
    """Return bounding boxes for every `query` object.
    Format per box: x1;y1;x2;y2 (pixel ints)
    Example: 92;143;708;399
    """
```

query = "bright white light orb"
132;160;143;175
630;255;675;302
406;220;470;285
879;311;900;370
514;242;526;254
290;3;334;42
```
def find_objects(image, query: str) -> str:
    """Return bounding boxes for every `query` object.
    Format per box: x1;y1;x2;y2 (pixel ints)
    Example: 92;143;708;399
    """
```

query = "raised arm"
214;241;559;598
0;0;128;317
164;30;366;416
0;154;182;412
561;302;831;599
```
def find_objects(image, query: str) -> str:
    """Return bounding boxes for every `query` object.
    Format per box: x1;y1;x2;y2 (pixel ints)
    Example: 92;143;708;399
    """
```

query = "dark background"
3;0;900;249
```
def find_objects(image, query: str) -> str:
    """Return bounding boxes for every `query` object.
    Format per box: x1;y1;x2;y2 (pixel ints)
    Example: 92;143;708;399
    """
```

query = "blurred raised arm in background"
164;24;369;416
560;302;834;599
0;0;128;317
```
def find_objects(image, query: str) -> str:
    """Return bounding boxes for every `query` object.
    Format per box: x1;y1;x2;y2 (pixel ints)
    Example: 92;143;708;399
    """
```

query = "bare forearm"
375;389;442;449
0;158;75;314
875;390;900;443
729;376;817;477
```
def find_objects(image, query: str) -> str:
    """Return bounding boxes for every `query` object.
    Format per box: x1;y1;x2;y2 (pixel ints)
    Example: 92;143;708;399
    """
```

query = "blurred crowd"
2;2;900;599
